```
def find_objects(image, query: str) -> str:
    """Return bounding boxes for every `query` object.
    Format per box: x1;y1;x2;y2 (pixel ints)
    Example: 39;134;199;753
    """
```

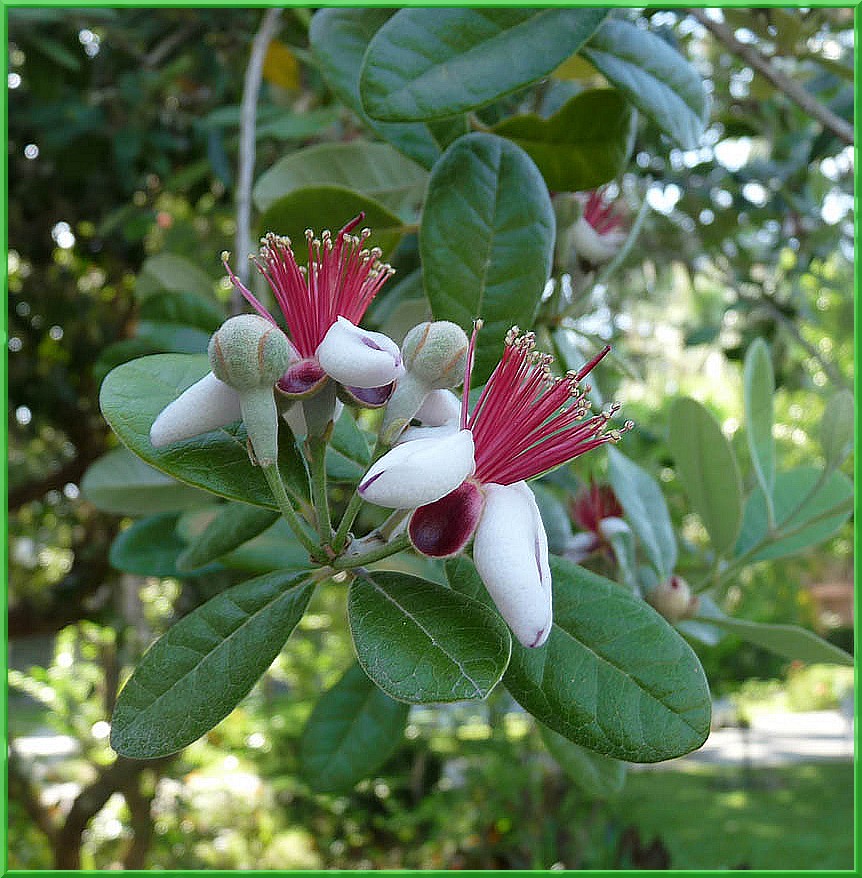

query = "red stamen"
461;319;483;429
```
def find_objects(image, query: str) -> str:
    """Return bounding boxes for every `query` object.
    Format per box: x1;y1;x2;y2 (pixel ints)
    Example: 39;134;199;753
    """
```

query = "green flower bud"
400;320;469;390
208;314;292;392
646;575;699;623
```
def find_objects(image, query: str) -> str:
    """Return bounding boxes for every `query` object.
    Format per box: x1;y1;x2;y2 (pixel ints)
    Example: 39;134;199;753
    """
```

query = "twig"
688;8;854;145
233;7;283;314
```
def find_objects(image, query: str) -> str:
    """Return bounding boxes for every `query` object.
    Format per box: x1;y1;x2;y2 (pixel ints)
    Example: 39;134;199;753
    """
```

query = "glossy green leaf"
539;724;626;798
136;320;211;354
348;571;512;704
138;253;215;300
359;8;608;122
308;8;443;169
257;186;406;261
253;141;428;220
531;482;574;555
446;556;711;763
492;89;636;191
668;397;743;557
448;556;710;761
820;389;854;472
99;354;309;509
326;409;372;483
743;338;776;502
421;133;555;382
581;19;708;149
138;290;225;334
111;570;314;758
176;502;280;572
300;662;410;792
81;447;213;515
109;513;221;578
734;467;853;562
607;447;677;580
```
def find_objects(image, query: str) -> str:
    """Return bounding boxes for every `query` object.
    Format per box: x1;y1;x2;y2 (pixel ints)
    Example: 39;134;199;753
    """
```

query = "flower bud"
400;320;469;390
646;575;699;622
208;314;292;392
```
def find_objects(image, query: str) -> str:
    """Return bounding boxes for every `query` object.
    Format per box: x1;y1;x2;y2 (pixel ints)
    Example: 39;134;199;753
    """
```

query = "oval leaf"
138;290;225;334
421;133;555;382
308;8;443;169
734;466;853;562
348;571;512;703
82;447;213;515
448;555;711;763
111;570;314;758
581;19;708;149
300;662;410;792
253;141;428;220
257;185;405;261
539;724;627;798
667;397;743;556
359;8;608;122
743;338;776;501
99;354;309;509
138;253;215;300
176;502;280;572
607;446;677;580
492;89;636;192
820;389;854;472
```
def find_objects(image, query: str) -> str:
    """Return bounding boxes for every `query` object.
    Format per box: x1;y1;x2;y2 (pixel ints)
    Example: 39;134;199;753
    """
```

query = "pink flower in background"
565;481;625;562
359;325;632;648
571;189;627;264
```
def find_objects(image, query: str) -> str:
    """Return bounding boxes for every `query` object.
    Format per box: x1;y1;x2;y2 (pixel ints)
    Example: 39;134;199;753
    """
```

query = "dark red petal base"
338;381;396;409
277;358;328;398
409;480;484;558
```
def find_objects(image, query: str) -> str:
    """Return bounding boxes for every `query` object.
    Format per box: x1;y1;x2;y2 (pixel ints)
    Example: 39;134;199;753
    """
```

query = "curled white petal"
563;532;601;563
150;372;242;447
414;388;462;427
597;516;630;540
359;429;475;508
317;316;404;389
396;422;460;446
570;217;626;264
281;399;343;439
474;481;553;649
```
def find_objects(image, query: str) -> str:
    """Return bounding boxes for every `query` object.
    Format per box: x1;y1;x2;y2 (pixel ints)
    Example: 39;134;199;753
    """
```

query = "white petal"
563;531;601;563
359;429;475;508
150;372;242;447
281;399;343;438
414;388;462;427
570;217;625;264
316;316;404;389
395;422;460;446
473;481;552;648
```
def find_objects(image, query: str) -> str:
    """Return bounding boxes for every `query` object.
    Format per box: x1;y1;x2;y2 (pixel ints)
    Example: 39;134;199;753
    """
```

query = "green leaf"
734;467;853;562
138;290;225;334
308;8;443;169
213;518;311;575
300;662;410;792
138;253;215;300
359;8;608;122
109;513;220;578
539;724;626;798
530;482;574;555
743;338;776;503
253;141;428;220
581;19;708;149
820;389;854;472
327;409;372;483
492;89;636;191
447;556;711;763
81;447;213;515
257;186;406;261
136;320;211;354
667;398;743;557
695;603;853;667
348;571;512;703
176;503;280;572
421;133;555;383
99;354;309;509
111;570;314;758
607;447;677;580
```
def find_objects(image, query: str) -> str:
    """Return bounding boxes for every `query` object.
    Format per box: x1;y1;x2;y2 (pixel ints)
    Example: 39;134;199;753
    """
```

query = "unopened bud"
208;314;292;392
646;575;699;622
400;320;469;390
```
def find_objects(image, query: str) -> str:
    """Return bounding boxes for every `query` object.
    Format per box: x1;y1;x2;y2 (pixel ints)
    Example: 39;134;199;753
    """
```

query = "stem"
332;532;412;570
307;436;333;545
332;489;364;553
233;7;283;315
261;462;319;558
